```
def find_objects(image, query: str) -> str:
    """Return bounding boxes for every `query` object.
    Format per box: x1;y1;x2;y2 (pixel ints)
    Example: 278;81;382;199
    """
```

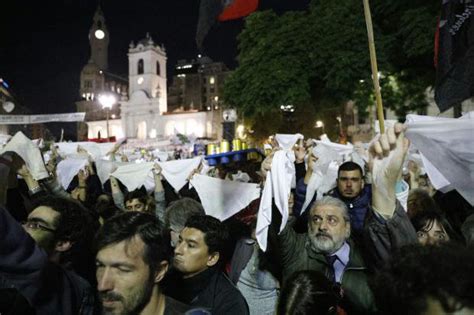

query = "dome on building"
137;32;155;46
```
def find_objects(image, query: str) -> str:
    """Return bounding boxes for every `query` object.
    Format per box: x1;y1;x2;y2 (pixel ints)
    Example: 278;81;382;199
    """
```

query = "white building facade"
80;8;220;141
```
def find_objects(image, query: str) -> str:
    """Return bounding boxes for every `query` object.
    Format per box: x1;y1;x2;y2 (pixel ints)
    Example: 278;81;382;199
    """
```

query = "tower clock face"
137;77;144;85
95;29;105;39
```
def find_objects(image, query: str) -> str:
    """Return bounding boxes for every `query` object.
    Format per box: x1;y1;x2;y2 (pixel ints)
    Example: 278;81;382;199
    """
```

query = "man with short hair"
0;195;98;314
295;159;371;235
330;161;370;233
95;211;190;315
124;189;149;212
165;214;249;315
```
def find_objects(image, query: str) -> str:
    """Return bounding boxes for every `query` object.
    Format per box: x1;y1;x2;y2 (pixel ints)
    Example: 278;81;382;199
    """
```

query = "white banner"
0;112;86;125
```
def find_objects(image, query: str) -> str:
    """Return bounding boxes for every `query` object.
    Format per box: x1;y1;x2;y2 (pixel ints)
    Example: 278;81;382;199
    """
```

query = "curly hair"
32;196;99;282
372;242;474;315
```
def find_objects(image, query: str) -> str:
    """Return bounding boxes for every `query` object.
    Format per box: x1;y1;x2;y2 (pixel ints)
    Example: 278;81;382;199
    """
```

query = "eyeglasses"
22;220;56;233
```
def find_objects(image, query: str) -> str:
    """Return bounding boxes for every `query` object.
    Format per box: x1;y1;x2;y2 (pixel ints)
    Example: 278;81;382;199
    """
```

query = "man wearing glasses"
0;196;99;314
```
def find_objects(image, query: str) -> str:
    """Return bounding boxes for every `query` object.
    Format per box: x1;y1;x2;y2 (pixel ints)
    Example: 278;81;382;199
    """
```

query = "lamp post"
98;94;116;142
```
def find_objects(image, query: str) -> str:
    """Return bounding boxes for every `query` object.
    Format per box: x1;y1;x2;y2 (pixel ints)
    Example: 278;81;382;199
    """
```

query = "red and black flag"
196;0;259;51
434;0;474;112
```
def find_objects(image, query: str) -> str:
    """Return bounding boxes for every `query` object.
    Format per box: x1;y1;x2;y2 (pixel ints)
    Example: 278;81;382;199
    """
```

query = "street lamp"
98;94;116;142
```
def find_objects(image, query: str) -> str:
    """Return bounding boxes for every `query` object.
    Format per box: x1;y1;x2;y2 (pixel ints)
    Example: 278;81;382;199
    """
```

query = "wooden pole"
362;0;385;134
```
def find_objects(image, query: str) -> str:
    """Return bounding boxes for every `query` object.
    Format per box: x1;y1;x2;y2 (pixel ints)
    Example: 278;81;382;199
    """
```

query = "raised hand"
17;164;31;178
77;145;88;155
153;163;162;176
369;123;410;217
293;139;306;164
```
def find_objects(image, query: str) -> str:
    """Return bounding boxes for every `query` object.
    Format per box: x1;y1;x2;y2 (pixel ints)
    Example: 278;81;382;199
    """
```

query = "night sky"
0;0;309;137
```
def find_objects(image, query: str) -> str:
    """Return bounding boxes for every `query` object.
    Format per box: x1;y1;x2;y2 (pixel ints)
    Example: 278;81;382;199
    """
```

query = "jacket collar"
305;237;366;269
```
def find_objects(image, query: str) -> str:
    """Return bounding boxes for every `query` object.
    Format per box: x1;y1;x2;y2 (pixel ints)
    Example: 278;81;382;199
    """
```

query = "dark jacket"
277;220;376;314
164;267;249;315
363;201;418;270
330;185;372;234
0;206;95;315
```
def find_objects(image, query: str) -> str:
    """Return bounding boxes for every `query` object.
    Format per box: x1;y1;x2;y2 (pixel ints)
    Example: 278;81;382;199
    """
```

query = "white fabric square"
157;157;202;192
190;174;260;221
56;157;89;189
0;131;49;180
110;162;155;191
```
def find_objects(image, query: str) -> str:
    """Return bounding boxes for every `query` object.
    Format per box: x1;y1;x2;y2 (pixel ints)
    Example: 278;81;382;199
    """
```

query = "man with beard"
274;124;417;314
95;211;190;315
277;196;375;314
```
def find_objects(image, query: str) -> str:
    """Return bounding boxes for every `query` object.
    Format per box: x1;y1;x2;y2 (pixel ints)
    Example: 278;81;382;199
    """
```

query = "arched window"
156;61;161;75
138;59;144;74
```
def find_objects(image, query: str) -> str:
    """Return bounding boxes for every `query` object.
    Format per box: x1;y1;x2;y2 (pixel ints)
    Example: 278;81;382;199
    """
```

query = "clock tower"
127;33;167;104
120;33;168;139
89;5;109;70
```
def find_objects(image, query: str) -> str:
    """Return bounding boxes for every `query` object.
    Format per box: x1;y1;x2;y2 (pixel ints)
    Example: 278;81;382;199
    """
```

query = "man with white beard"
307;196;351;256
277;195;375;314
272;123;417;314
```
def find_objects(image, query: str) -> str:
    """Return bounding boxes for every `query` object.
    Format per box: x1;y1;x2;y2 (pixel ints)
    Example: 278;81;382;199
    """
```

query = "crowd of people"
0;121;473;315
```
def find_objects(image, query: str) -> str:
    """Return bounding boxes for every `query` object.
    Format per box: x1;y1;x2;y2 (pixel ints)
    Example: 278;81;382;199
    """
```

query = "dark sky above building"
0;0;310;118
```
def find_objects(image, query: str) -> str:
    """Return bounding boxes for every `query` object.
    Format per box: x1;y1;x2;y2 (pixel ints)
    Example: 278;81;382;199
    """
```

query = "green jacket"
278;224;376;314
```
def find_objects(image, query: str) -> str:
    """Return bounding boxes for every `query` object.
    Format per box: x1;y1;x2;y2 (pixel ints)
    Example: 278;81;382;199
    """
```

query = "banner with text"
0;112;86;125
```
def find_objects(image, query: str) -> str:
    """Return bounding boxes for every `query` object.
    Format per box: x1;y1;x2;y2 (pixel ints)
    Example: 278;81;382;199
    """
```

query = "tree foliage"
223;0;439;121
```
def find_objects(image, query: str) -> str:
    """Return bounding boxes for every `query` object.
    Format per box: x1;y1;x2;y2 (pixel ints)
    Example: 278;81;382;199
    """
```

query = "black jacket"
164;267;249;315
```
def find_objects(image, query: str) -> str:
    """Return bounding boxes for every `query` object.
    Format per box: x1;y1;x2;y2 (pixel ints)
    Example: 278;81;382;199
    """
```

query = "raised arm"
369;123;410;218
153;163;166;224
365;123;417;268
110;176;125;210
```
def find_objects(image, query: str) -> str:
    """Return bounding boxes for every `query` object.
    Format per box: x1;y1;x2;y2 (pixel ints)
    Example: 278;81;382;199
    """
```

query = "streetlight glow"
99;94;116;109
280;104;295;112
98;94;117;141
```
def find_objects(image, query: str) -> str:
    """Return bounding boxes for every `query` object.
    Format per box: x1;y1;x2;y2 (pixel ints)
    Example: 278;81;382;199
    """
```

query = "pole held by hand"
362;0;385;134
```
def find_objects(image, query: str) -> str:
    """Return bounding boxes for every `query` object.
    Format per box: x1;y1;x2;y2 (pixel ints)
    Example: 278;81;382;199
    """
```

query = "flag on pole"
196;0;259;51
434;1;474;112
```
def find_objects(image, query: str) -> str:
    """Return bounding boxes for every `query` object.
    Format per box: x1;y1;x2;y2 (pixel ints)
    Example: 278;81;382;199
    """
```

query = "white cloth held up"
56;157;89;189
95;159;128;185
157;157;202;192
0;131;49;180
190;174;261;221
405;113;474;205
110;162;155;191
302;145;342;213
56;142;115;160
256;133;303;251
